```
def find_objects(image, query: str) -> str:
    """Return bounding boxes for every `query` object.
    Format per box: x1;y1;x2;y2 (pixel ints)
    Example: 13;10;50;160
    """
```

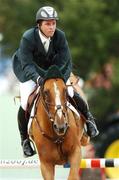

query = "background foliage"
1;0;119;120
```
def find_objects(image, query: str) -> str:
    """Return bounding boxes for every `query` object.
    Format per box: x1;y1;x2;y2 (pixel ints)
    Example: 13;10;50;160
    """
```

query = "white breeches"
20;80;36;110
19;79;74;111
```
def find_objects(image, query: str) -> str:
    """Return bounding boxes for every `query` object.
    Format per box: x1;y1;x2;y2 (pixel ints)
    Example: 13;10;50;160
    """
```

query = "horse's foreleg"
68;146;81;180
40;161;55;180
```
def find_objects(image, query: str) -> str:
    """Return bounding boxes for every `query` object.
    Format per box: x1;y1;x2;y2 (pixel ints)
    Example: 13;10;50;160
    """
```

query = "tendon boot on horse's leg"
17;106;35;157
73;92;99;138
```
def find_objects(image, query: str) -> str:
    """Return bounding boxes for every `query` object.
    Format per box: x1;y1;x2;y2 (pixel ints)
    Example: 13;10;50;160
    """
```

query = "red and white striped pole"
0;158;119;168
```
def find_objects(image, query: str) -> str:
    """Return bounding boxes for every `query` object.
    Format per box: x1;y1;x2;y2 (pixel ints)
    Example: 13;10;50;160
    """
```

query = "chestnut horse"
30;66;89;180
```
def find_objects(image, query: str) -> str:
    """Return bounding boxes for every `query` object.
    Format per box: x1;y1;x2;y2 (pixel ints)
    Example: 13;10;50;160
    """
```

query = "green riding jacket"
12;27;72;83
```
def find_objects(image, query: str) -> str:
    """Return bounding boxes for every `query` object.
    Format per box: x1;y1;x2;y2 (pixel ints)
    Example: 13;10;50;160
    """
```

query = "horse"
30;65;89;180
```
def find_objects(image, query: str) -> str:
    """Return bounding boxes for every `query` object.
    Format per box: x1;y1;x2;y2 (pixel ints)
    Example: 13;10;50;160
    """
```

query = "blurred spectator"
84;143;95;158
86;60;119;122
86;62;113;91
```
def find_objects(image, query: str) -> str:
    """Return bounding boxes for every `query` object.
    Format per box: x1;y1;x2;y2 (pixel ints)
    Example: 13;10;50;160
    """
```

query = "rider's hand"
67;85;74;98
66;79;74;98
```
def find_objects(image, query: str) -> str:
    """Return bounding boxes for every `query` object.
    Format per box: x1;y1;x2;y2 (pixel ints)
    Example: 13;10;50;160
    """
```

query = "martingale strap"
34;115;65;144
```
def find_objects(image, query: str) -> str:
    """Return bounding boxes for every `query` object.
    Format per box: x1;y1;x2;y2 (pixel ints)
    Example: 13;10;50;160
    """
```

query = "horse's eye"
44;90;49;100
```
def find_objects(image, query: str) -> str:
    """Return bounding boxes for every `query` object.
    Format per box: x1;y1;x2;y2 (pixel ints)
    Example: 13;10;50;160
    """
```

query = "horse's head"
42;78;69;136
38;64;70;136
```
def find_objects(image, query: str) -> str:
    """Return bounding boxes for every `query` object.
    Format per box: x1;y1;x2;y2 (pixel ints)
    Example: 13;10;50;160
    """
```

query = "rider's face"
40;20;56;38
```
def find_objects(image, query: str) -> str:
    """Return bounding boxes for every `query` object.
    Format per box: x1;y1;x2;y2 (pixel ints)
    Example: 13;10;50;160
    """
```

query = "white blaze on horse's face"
53;82;63;119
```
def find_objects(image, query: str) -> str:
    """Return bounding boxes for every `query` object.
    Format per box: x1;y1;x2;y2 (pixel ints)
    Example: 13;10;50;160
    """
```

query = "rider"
12;6;99;157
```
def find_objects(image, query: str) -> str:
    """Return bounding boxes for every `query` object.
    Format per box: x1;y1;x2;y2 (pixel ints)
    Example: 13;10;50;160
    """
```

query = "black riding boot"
72;92;99;138
18;106;35;157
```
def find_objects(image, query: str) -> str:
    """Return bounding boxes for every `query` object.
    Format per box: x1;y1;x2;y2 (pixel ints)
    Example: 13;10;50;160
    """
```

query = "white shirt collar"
39;30;50;44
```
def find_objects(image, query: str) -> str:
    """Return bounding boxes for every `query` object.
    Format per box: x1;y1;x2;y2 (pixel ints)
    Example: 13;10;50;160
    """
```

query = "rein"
34;86;68;144
34;114;67;161
34;115;65;144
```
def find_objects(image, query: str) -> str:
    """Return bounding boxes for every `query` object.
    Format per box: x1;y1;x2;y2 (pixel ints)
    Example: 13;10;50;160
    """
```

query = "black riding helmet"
36;6;59;23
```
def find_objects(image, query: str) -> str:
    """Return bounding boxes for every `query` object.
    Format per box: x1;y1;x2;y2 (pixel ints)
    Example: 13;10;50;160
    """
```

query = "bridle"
34;84;69;144
42;98;68;122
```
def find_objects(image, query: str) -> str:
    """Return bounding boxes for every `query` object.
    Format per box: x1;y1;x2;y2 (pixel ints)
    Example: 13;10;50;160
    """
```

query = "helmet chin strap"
38;25;49;38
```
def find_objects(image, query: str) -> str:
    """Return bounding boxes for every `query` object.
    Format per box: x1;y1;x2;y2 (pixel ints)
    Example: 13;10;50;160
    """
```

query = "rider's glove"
66;79;74;98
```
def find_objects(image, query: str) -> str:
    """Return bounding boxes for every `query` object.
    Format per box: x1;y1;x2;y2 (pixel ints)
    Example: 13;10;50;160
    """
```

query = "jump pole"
0;158;119;168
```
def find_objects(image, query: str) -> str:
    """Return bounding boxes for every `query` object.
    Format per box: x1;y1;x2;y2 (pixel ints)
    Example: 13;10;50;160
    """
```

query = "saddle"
25;86;40;119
